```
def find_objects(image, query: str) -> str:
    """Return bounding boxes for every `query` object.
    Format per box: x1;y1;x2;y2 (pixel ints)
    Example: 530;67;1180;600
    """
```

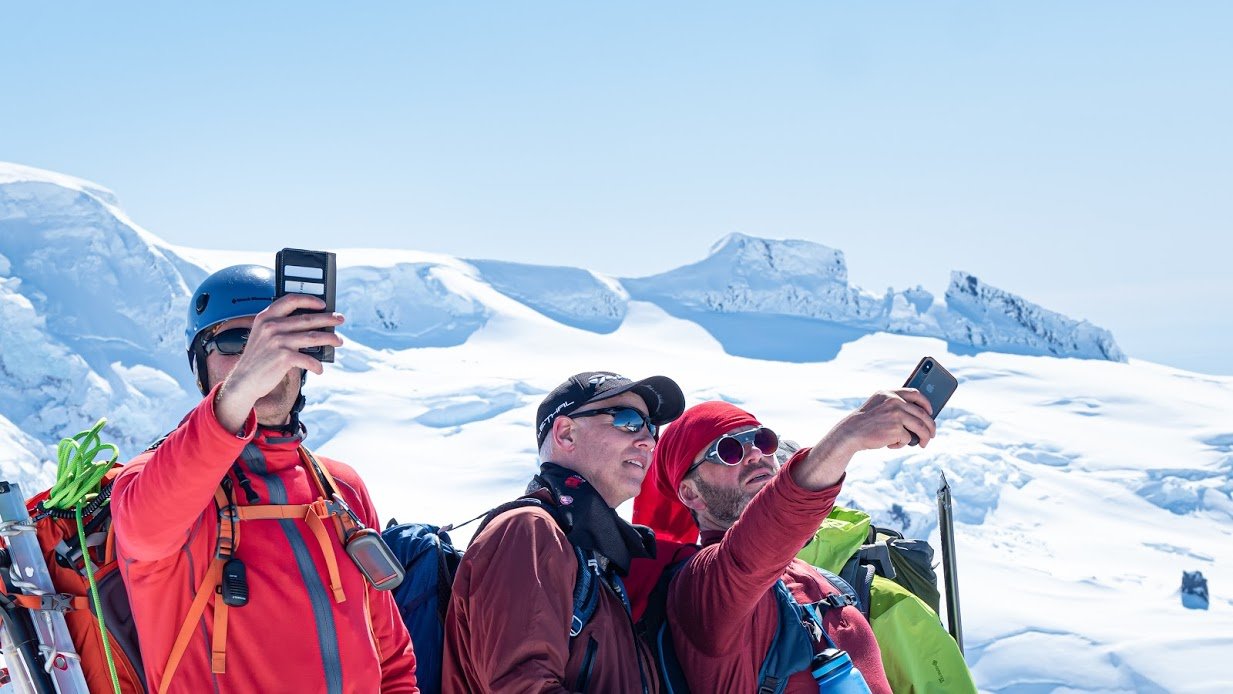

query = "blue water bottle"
810;648;872;694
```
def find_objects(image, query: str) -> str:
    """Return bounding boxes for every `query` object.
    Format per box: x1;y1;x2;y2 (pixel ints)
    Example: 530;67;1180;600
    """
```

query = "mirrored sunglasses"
568;406;659;439
693;427;779;473
204;327;250;356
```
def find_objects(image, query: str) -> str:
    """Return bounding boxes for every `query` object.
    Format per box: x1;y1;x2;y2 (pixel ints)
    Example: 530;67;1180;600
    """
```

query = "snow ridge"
625;233;1125;362
943;272;1125;361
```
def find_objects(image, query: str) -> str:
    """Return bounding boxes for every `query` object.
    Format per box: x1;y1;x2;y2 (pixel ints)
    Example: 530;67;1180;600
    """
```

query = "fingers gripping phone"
275;248;337;363
903;356;958;446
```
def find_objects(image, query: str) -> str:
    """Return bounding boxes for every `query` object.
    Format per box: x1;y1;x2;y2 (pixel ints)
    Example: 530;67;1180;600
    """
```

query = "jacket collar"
530;462;656;576
243;424;308;473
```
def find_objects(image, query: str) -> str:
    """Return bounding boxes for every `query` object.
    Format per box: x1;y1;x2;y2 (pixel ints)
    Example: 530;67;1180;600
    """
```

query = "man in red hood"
632;391;936;693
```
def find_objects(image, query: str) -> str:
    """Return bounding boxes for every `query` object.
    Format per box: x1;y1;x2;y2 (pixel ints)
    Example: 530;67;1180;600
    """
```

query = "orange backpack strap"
104;523;117;565
160;556;224;693
6;592;90;611
159;486;237;691
305;500;347;603
299;447;362;538
236;504;311;520
299;447;337;498
211;594;229;673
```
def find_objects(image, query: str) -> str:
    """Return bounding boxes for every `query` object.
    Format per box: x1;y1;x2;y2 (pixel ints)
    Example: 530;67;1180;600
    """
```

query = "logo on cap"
588;374;624;386
538;399;576;437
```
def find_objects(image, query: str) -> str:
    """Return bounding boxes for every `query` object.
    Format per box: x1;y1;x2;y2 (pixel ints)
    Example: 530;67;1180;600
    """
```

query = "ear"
551;415;578;452
678;477;707;514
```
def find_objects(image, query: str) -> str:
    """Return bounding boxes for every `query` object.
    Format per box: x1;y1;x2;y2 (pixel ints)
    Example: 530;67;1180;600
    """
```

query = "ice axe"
938;472;964;655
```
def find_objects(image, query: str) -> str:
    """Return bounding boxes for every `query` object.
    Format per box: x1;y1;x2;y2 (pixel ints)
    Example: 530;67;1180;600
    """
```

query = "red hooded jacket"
112;386;418;693
631;401;892;693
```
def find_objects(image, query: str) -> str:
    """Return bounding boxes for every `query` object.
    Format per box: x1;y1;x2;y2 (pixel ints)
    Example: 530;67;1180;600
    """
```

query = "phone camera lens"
923;361;932;372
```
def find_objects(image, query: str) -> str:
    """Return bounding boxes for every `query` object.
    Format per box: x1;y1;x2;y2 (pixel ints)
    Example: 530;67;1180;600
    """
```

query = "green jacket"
797;507;977;694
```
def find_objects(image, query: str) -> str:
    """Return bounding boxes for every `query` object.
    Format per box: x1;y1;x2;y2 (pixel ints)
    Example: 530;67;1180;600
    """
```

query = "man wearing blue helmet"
113;264;419;693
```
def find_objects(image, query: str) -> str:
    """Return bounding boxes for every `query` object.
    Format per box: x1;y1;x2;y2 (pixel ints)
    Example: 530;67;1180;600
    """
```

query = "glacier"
2;161;1230;692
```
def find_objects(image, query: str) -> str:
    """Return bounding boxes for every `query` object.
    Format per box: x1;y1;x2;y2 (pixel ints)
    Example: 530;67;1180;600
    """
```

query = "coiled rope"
43;418;122;694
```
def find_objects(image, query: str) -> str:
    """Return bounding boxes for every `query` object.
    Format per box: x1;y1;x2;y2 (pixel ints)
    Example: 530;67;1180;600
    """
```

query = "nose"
633;427;655;450
741;442;764;466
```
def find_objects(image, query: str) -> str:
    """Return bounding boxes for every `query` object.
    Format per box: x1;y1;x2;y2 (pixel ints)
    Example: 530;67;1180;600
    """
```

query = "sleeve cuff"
778;446;845;500
206;382;258;440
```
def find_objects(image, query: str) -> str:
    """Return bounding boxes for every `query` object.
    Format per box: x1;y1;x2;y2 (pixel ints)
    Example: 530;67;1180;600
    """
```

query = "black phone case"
275;248;337;363
902;356;957;445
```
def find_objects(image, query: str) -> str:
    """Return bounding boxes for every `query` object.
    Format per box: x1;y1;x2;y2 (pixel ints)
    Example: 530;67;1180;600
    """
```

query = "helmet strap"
286;371;309;435
191;341;212;395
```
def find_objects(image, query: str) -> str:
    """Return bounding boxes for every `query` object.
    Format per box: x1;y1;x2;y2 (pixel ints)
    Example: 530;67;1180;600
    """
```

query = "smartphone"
275;248;337;363
902;356;957;446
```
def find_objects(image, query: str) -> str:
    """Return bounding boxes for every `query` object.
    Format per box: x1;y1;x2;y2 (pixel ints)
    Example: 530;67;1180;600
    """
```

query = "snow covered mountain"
2;162;1229;692
624;233;1125;363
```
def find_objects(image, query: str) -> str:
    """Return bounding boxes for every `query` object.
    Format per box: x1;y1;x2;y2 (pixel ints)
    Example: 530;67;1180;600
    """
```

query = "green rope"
48;418;122;694
47;419;118;510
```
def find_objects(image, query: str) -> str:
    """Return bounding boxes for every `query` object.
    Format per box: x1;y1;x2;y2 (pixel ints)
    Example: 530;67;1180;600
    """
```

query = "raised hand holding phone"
902;356;958;445
275;248;338;363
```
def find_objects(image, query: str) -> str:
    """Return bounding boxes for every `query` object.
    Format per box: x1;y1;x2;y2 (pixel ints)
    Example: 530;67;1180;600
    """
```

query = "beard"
253;370;303;426
693;460;779;526
693;474;750;525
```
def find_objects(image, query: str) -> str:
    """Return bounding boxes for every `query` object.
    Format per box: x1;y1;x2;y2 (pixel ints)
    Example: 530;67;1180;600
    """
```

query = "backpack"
636;546;862;694
1;430;382;694
381;493;607;694
837;524;940;620
381;522;463;693
0;471;148;694
1181;570;1209;610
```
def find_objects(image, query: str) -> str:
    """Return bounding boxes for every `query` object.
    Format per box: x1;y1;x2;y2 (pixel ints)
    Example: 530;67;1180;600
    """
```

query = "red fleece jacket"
113;386;418;693
666;450;893;694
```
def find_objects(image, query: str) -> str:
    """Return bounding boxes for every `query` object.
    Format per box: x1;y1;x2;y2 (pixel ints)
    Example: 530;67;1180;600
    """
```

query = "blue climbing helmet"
185;264;275;394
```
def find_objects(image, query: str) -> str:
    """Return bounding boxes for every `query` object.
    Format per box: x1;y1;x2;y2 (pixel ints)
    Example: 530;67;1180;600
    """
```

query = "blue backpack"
382;496;604;694
382;522;463;694
637;555;864;694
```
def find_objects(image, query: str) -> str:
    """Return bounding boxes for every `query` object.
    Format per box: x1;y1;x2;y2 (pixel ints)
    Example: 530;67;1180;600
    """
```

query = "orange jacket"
443;503;656;693
112;386;418;693
667;451;893;693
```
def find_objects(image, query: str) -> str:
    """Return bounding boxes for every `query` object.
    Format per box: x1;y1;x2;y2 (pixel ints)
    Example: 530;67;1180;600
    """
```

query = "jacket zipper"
575;635;599;693
600;576;650;694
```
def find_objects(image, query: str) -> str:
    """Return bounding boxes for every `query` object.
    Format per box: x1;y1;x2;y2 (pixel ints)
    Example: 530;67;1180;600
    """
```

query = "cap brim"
584;375;686;426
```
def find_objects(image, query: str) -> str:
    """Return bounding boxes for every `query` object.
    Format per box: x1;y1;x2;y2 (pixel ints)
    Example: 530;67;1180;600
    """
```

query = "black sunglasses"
568;406;659;439
203;327;251;356
687;427;779;476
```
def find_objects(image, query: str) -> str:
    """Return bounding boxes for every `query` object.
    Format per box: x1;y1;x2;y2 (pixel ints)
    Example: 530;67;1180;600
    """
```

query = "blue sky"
3;2;1230;374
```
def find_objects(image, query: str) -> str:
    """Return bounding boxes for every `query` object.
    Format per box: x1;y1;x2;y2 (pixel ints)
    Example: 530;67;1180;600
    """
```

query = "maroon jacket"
443;501;656;693
667;450;893;693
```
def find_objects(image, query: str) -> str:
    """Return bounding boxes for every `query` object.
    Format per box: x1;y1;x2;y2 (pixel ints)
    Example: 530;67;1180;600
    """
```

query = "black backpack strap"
636;557;693;694
472;493;564;539
570;546;601;638
838;555;875;619
143;431;172;452
434;527;458;622
814;567;859;609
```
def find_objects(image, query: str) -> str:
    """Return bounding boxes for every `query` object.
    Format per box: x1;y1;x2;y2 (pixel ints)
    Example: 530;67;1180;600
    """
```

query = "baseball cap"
536;371;686;447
